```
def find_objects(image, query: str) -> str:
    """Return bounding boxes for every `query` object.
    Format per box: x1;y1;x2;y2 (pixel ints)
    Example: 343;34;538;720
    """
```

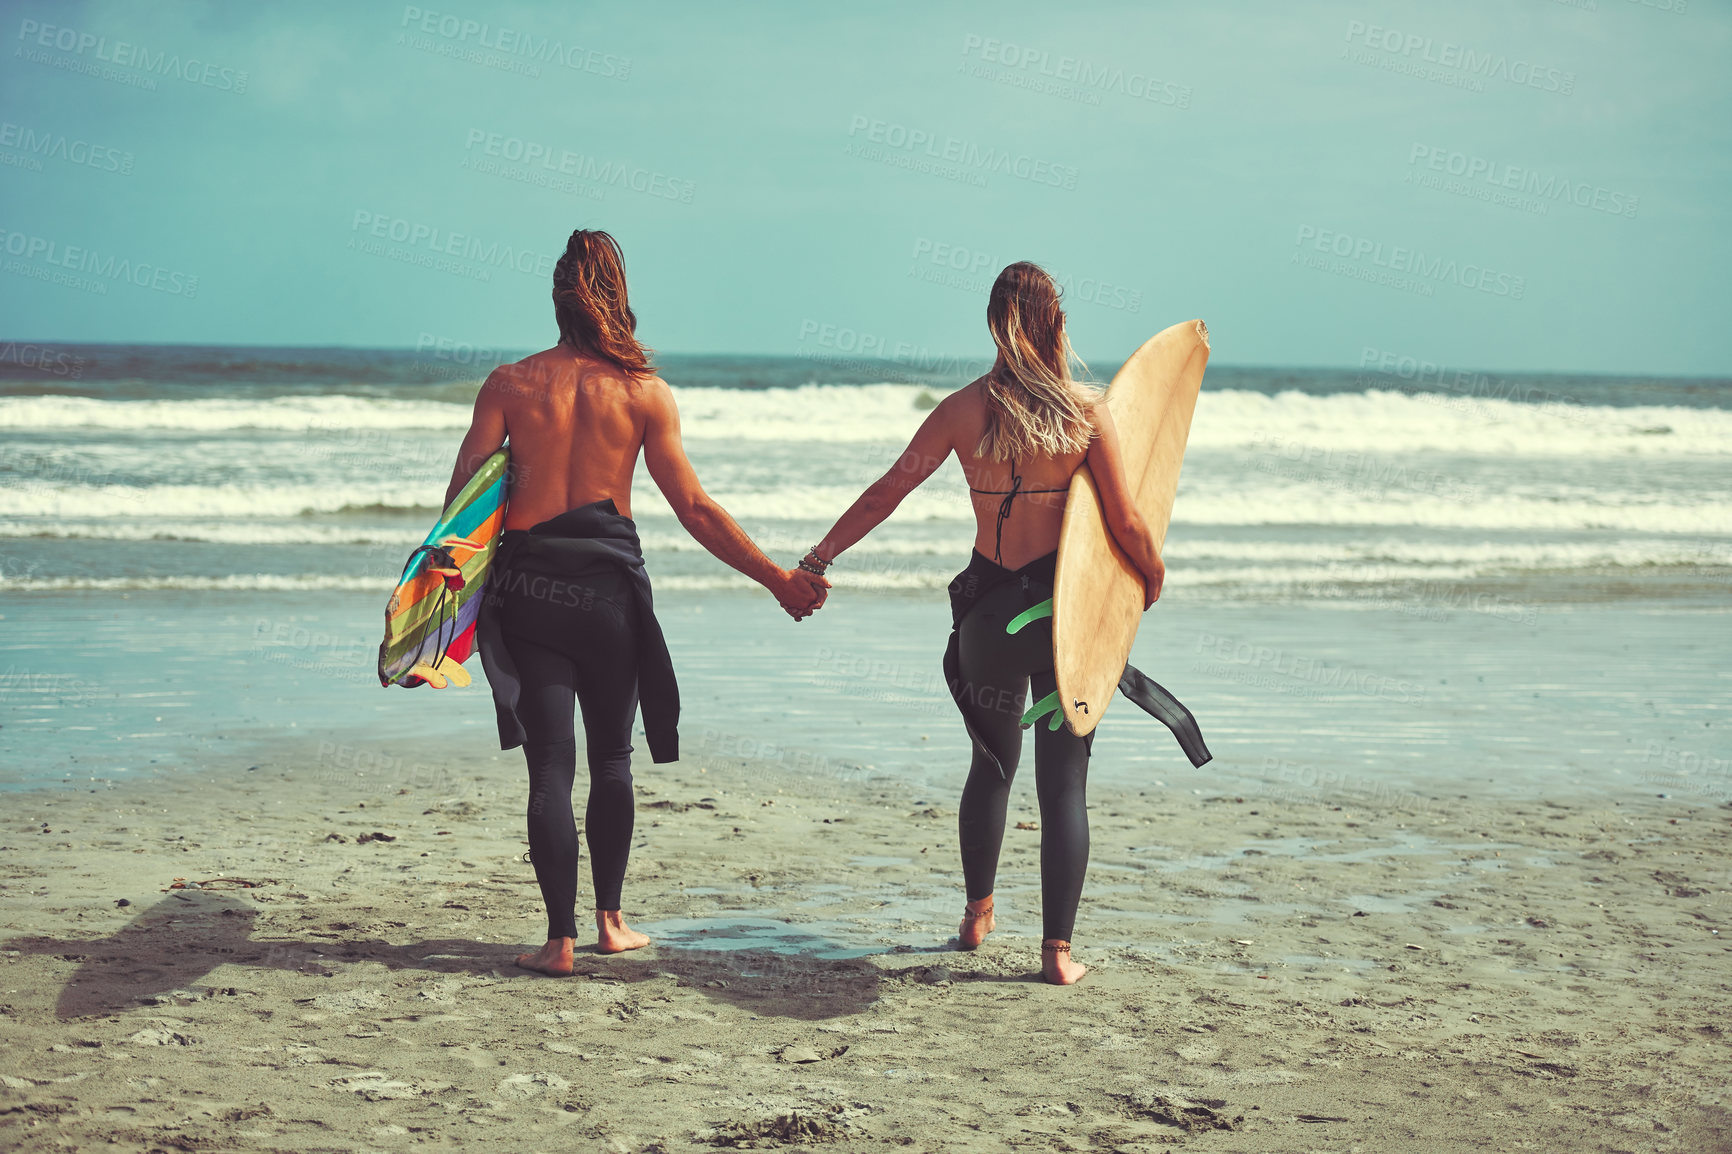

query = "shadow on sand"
5;891;889;1022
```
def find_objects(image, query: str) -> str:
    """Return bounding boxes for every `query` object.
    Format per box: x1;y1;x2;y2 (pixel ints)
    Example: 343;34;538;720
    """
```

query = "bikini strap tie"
992;459;1022;564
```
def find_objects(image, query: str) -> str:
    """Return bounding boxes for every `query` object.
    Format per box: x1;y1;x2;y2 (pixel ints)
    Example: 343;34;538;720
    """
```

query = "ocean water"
4;345;1729;595
2;344;1728;795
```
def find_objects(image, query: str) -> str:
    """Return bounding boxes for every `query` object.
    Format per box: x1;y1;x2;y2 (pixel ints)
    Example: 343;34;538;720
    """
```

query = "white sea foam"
0;520;425;546
674;384;1732;454
0;394;474;432
6;384;1728;456
668;384;932;441
2;520;1724;574
0;572;815;594
0;569;1295;594
4;475;1729;535
5;383;1727;600
0;556;1696;596
0;574;395;593
1168;537;1732;568
0;483;440;519
1191;389;1732;457
637;483;1732;535
1171;483;1732;535
0;384;935;439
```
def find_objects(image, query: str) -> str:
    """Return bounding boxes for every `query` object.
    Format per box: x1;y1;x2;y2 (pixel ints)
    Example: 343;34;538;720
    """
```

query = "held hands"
775;568;830;621
775;547;834;621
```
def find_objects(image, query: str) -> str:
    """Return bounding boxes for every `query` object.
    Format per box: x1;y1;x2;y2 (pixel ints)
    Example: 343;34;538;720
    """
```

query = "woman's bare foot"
1041;940;1088;985
958;895;995;949
515;937;575;976
595;909;651;954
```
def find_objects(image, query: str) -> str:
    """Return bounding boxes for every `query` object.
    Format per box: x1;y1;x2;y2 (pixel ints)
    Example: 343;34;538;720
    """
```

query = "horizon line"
2;338;1729;383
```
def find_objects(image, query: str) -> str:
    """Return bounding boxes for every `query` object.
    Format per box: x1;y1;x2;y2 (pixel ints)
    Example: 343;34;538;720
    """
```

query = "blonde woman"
801;263;1166;984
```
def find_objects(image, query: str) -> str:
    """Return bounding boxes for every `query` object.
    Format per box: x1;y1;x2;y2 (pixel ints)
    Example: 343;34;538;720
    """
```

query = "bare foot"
595;909;650;954
1041;940;1088;985
958;895;995;950
515;937;575;976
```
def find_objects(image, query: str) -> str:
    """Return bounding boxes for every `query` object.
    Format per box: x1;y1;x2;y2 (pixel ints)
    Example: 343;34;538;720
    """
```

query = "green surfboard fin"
1020;689;1065;731
1006;598;1053;635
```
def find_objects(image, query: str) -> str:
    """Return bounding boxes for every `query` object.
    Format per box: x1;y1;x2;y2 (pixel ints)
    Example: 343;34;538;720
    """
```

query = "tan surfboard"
1052;320;1210;737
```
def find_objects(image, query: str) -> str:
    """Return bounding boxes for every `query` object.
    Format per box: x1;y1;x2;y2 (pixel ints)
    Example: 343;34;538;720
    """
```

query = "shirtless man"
442;230;826;975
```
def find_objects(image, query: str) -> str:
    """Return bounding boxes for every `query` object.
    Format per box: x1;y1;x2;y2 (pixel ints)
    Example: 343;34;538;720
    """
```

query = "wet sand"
2;738;1728;1152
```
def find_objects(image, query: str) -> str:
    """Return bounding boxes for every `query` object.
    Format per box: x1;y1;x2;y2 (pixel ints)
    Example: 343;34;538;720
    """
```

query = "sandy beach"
3;734;1727;1152
6;0;1731;1149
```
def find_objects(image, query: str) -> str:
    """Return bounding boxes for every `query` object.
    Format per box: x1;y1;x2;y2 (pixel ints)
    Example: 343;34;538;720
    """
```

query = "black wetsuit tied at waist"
941;549;1212;774
477;499;680;763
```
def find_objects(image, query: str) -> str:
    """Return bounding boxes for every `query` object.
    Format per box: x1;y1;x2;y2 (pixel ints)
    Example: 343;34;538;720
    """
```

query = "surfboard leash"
392;543;464;687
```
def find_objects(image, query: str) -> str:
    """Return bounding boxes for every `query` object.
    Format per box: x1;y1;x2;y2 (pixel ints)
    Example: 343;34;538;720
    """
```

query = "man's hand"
776;569;829;620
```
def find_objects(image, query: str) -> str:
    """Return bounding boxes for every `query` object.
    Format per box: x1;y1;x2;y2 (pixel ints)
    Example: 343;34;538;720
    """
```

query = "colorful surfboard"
377;448;510;689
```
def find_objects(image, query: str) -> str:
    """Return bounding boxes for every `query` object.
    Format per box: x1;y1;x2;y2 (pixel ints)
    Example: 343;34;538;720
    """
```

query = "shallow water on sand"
632;917;886;961
3;588;1726;809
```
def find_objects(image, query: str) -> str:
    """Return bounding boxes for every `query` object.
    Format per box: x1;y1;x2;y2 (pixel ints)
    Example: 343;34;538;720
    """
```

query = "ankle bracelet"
1041;941;1071;954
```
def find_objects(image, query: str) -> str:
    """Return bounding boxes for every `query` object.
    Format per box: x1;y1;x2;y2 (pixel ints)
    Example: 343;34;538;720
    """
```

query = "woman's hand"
1142;554;1165;610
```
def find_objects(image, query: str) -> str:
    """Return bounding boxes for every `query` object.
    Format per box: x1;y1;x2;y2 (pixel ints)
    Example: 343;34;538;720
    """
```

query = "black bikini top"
969;459;1069;563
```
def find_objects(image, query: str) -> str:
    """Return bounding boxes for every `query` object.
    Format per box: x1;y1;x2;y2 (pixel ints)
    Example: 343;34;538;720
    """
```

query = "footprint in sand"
310;989;388;1012
329;1072;418;1101
128;1022;197;1046
496;1072;573;1100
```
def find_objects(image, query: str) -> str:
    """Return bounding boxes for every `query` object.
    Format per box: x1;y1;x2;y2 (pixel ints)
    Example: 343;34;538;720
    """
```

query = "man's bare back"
446;348;663;527
445;343;823;616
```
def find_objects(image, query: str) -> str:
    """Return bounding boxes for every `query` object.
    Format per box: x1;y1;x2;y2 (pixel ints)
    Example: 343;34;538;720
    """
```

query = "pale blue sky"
1;0;1727;373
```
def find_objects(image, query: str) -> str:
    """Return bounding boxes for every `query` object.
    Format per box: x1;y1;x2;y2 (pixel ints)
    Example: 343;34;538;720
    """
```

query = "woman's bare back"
950;380;1090;569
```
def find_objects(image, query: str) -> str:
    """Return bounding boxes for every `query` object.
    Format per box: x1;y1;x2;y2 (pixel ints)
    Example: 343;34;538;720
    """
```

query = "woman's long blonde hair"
976;262;1097;462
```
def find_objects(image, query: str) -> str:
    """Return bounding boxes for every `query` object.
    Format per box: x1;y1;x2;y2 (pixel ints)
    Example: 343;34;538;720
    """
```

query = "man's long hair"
976;262;1096;462
552;229;654;377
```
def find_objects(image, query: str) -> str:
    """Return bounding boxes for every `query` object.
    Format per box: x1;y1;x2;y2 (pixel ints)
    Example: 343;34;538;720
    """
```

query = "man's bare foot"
515;937;575;976
958;895;995;949
1041;940;1088;985
595;909;651;954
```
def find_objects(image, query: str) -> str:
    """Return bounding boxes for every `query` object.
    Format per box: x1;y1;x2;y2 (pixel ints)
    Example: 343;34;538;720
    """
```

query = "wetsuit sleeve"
1118;664;1212;768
